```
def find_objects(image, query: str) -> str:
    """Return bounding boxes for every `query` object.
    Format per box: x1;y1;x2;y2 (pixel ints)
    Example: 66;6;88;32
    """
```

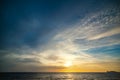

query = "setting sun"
64;61;72;67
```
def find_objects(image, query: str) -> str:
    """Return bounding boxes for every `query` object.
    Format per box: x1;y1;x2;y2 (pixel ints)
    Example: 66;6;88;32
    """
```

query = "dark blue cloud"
0;0;66;49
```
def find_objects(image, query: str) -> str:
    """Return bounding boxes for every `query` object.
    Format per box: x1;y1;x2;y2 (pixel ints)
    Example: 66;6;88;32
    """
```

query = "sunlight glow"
64;61;72;67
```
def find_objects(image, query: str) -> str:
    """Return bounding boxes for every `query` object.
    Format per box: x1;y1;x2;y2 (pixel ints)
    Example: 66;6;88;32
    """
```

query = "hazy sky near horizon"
0;0;120;72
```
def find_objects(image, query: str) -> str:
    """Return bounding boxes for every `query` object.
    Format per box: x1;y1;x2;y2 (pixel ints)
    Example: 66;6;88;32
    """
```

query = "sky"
0;0;120;72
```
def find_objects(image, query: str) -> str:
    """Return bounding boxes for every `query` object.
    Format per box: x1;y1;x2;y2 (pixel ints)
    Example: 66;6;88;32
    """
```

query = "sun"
64;61;72;67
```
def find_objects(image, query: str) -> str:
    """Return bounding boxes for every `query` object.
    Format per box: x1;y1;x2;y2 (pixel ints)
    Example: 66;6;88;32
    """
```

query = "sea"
0;72;120;80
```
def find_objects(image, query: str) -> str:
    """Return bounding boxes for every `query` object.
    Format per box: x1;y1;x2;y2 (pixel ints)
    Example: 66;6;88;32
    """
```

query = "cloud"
16;58;41;63
53;6;120;49
46;54;61;61
88;27;120;40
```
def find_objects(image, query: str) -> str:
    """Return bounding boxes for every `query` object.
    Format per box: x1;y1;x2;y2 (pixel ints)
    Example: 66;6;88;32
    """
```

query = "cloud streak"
88;27;120;40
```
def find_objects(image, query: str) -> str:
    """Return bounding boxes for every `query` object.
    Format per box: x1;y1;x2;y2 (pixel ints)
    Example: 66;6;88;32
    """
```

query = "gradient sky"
0;0;120;72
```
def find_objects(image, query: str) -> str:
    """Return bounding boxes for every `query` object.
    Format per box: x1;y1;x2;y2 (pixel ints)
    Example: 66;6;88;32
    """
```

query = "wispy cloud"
88;27;120;40
53;6;120;49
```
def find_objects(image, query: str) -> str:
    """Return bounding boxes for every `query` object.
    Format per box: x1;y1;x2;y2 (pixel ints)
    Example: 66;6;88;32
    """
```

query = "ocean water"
0;72;120;80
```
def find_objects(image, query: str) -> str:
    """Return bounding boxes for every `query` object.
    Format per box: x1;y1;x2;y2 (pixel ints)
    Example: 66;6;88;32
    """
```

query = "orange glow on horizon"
56;65;120;72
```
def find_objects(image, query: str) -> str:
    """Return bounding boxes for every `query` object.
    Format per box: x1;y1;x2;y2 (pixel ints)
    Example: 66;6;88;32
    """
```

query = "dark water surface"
0;72;120;80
